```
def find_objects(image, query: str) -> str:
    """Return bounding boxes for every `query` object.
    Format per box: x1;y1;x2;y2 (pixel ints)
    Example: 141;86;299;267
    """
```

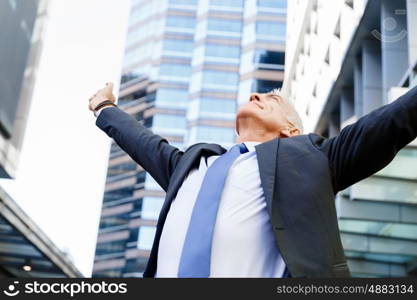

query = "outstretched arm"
89;83;184;191
313;85;417;193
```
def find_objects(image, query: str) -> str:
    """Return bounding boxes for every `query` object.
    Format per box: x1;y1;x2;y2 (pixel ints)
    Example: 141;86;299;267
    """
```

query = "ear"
279;127;300;138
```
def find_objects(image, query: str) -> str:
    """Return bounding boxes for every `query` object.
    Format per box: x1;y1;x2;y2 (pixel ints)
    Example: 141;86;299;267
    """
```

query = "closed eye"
268;93;282;103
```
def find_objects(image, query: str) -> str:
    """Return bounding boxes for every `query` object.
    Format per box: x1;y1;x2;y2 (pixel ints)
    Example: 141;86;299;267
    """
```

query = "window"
200;98;236;113
163;39;194;53
202;70;239;86
254;50;285;65
258;0;287;9
166;15;196;28
159;63;192;77
205;44;240;58
137;226;156;250
252;79;282;93
141;197;164;219
256;21;286;37
156;88;188;103
377;148;417;180
207;18;242;33
103;187;133;203
169;0;198;5
144;173;163;190
195;126;235;142
211;0;244;7
152;114;186;129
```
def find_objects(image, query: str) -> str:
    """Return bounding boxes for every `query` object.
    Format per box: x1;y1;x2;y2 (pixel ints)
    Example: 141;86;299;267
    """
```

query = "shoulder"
184;142;209;153
307;132;327;147
183;142;227;156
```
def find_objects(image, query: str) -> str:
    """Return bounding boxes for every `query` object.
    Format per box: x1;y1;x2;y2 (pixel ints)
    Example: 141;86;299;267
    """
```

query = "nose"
249;93;261;102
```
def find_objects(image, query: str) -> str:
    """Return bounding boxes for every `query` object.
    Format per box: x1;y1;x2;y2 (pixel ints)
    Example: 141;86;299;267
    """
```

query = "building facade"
284;0;417;277
93;0;287;277
0;0;82;278
0;0;48;179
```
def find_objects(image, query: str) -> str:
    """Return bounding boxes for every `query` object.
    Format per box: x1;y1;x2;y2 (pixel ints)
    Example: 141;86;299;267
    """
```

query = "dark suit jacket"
96;86;417;278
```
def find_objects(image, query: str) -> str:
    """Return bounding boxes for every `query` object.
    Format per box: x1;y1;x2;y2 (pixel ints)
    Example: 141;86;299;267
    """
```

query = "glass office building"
93;0;287;277
0;0;48;179
285;0;417;277
0;0;81;278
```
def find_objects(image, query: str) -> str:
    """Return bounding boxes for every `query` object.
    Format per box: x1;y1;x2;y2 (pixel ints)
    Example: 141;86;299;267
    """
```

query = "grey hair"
270;88;304;134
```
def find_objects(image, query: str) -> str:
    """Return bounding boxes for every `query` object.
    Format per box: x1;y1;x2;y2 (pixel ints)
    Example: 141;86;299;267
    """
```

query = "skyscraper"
93;0;287;277
284;0;417;277
0;0;48;179
0;0;82;278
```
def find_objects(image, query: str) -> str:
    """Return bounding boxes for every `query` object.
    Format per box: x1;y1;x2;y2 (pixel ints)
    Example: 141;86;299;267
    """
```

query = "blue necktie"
178;143;249;277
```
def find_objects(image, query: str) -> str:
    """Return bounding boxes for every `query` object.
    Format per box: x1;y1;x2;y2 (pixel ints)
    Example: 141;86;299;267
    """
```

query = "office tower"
284;0;417;277
0;0;81;277
0;0;47;179
0;185;82;277
93;0;287;277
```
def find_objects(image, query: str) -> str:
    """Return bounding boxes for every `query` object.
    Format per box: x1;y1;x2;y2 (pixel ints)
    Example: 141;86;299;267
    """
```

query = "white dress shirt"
156;142;286;277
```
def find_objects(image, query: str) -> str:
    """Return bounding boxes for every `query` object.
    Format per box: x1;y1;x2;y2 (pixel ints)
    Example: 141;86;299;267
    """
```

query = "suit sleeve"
315;85;417;192
95;106;184;191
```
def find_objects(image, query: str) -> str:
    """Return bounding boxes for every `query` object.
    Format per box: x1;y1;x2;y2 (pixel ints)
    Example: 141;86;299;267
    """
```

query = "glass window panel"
376;148;417;180
202;70;239;86
137;226;156;250
344;250;413;264
254;50;285;65
163;39;194;52
252;79;282;93
144;173;163;190
166;15;196;28
196;126;235;142
339;219;417;240
256;21;286;37
205;44;240;58
258;0;287;9
207;18;242;32
211;0;244;7
199;98;236;113
152;114;186;129
156;88;189;108
141;197;164;220
169;0;198;4
159;63;192;77
350;177;417;204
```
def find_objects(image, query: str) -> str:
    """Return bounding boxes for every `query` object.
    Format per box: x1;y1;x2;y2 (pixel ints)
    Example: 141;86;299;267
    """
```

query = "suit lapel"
255;137;285;229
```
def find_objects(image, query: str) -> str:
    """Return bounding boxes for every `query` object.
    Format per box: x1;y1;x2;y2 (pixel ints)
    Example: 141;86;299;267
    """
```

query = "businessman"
89;82;417;278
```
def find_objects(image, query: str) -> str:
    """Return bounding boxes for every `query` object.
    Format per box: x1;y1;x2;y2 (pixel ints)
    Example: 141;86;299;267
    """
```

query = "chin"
237;103;258;118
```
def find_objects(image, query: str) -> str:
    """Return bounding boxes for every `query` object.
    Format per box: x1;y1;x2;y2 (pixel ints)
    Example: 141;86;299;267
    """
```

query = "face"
236;92;298;137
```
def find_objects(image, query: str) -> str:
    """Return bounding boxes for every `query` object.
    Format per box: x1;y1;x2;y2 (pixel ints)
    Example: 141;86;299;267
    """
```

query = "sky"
0;0;131;277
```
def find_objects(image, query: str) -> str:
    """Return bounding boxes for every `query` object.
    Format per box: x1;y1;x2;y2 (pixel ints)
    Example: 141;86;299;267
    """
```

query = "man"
89;82;417;278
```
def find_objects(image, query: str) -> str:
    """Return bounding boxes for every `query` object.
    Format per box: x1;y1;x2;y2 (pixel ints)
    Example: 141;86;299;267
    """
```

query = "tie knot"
235;143;248;154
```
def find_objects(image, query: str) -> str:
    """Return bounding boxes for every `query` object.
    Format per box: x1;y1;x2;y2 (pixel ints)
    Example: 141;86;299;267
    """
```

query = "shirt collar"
223;141;261;153
242;141;261;152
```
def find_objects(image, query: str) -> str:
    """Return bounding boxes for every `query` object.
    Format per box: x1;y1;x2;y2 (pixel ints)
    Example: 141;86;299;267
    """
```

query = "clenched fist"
88;82;116;111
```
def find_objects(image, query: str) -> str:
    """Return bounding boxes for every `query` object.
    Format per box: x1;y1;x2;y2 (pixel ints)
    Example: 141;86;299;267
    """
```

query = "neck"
236;128;278;143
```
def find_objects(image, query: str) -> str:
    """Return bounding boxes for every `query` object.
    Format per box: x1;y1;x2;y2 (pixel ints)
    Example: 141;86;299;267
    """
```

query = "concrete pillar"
340;87;354;123
380;0;409;102
407;0;417;67
353;55;363;117
362;39;383;115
